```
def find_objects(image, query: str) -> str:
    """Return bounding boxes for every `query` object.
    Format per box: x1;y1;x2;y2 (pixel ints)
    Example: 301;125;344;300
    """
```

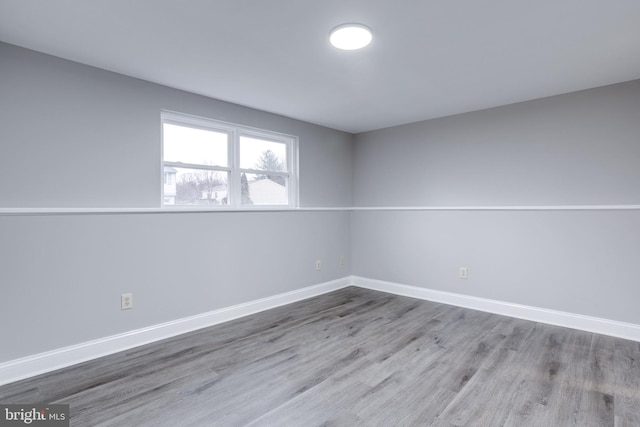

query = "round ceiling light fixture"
329;23;372;50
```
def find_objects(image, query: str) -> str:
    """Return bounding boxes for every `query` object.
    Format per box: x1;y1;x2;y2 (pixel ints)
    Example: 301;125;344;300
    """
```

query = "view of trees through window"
167;149;285;205
255;149;285;186
171;168;229;205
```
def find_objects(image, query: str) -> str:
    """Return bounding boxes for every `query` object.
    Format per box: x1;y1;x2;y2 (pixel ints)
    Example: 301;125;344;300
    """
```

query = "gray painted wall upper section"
354;80;640;206
0;42;353;208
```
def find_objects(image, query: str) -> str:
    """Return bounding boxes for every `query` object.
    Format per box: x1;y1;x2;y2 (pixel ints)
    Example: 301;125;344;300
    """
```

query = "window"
161;111;298;208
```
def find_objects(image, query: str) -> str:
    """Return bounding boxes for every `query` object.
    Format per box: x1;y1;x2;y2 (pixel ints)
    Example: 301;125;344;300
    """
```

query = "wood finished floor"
1;287;639;426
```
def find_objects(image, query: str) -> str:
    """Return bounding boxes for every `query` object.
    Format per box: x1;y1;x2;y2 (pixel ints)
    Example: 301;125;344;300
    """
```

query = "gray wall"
352;81;640;324
0;42;353;208
0;43;352;362
354;80;640;206
3;39;640;363
352;209;640;323
0;211;350;361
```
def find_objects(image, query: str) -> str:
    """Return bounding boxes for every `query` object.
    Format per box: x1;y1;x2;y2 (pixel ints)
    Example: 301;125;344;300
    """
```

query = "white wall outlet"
121;293;133;310
459;267;468;279
339;256;345;266
316;260;322;271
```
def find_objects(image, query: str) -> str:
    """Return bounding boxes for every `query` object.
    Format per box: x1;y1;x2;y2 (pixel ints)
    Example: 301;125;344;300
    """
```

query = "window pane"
239;136;287;171
163;123;228;167
241;173;288;205
166;167;229;206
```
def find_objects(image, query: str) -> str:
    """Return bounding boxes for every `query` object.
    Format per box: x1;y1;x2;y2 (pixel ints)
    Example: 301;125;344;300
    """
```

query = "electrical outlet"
121;293;133;310
339;256;345;266
459;267;468;279
316;260;322;271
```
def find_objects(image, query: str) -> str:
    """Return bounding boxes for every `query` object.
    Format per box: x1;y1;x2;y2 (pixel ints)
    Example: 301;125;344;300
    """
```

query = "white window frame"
161;111;298;209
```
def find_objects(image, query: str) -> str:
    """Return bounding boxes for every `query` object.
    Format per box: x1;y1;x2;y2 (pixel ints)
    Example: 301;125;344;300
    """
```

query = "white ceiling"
1;1;640;133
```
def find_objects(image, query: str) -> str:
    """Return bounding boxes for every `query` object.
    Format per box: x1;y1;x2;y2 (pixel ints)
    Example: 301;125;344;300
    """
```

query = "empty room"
1;1;640;426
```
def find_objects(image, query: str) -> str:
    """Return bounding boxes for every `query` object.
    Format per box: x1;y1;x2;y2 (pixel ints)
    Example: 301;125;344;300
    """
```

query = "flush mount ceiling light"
329;23;373;50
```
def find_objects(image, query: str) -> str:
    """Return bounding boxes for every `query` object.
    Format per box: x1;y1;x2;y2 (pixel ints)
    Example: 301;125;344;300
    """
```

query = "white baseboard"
0;277;352;387
352;276;640;342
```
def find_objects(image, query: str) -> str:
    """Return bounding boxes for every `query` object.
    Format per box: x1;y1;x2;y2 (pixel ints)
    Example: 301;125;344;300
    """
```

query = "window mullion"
289;138;298;208
230;130;241;207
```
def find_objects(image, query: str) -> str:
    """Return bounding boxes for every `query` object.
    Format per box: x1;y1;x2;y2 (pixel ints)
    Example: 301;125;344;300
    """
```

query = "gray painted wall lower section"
0;210;351;362
351;209;640;325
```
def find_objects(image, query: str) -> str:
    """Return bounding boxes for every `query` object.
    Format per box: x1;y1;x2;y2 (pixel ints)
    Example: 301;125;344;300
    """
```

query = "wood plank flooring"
1;287;639;426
